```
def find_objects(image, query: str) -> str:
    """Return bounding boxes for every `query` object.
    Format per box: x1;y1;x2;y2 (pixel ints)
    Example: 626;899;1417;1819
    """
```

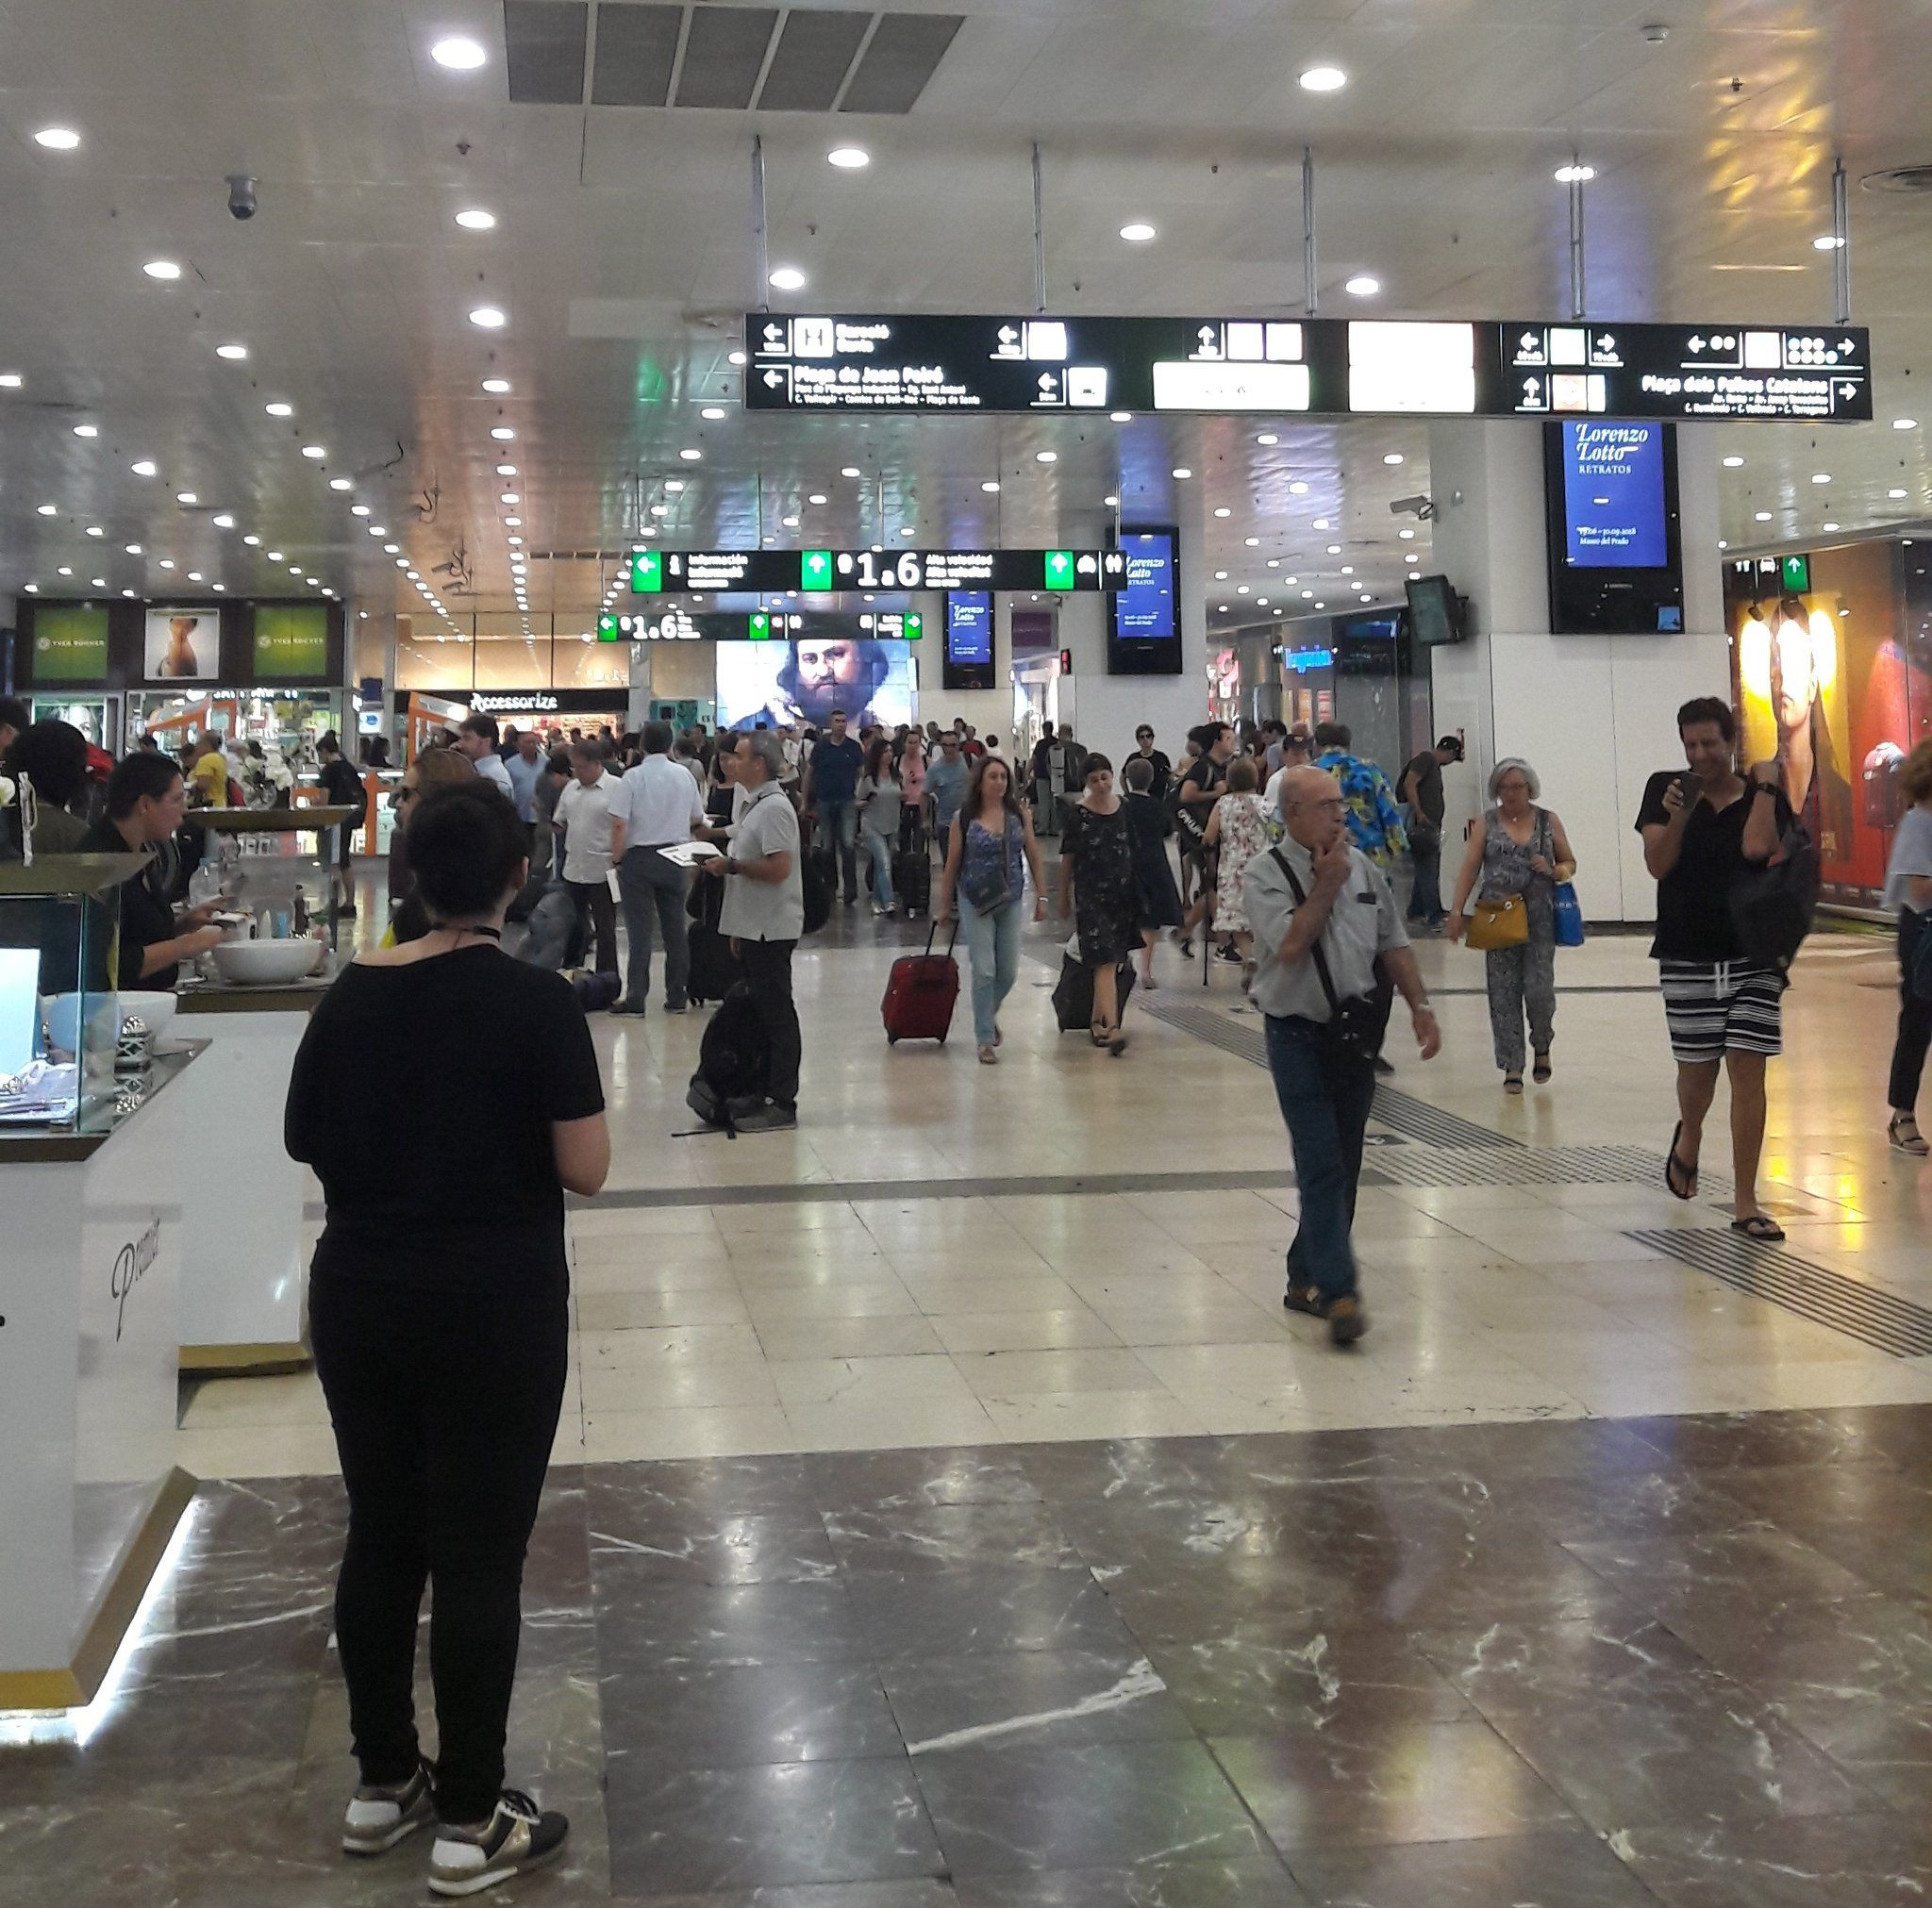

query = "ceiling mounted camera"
1390;494;1436;521
225;174;258;221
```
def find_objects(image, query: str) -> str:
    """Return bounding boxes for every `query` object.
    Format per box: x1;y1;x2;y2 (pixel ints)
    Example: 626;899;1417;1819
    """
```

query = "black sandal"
1730;1214;1786;1243
1665;1121;1699;1201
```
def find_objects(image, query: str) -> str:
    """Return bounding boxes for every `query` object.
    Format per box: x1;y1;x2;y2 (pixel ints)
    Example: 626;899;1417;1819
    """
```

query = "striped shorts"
1658;959;1785;1064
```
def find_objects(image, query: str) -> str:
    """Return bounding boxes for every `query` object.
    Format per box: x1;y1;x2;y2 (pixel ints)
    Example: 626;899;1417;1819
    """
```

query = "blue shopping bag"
1552;881;1585;948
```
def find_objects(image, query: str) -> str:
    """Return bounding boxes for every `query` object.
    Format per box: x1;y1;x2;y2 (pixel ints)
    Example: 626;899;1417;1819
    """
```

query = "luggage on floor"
686;984;771;1133
687;921;742;1006
568;970;621;1013
515;880;585;971
802;846;834;935
882;921;958;1044
1051;953;1137;1032
895;844;932;920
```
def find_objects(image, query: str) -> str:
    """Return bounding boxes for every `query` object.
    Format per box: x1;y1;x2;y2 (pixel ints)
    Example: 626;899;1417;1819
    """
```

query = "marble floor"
9;905;1932;1904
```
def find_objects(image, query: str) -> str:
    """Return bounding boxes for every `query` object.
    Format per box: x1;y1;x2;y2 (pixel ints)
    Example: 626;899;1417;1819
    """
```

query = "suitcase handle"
924;918;958;960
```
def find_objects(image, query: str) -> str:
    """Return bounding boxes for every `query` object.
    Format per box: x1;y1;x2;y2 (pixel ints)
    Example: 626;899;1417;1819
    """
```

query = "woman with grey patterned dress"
1446;758;1577;1093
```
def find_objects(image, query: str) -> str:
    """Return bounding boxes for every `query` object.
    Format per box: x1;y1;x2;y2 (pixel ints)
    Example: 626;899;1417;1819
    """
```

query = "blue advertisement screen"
1561;421;1667;569
945;591;992;665
1112;530;1177;640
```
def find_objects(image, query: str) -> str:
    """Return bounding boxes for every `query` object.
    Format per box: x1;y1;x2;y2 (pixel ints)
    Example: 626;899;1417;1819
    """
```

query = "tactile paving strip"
1628;1228;1932;1360
1365;1142;1732;1193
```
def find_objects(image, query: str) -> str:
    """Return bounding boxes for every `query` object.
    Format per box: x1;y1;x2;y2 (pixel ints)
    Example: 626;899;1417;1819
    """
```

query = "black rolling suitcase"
685;867;743;1006
894;821;931;920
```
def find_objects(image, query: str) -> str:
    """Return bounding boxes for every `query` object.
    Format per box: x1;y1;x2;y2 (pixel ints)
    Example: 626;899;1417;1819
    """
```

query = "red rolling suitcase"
881;921;958;1044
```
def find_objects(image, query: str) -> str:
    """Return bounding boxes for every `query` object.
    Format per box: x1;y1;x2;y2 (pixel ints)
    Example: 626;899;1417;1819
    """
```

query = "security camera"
1389;494;1436;521
225;174;258;221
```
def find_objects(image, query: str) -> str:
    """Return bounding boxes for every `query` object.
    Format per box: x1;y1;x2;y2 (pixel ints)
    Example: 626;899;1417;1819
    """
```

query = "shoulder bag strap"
1271;846;1343;1016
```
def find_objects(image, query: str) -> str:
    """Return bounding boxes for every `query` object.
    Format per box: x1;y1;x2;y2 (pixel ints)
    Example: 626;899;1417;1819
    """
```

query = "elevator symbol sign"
632;550;663;593
802;549;834;589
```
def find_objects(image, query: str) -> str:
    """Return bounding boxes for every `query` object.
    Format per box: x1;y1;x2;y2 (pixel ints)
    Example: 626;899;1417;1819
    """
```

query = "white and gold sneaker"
428;1788;570;1898
341;1761;433;1855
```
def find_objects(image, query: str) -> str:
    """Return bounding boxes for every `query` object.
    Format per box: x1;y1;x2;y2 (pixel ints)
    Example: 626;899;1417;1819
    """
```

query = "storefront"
391;688;632;759
1725;539;1932;913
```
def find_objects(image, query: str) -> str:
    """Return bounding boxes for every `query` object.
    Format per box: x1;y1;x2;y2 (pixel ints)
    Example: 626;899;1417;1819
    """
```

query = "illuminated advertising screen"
1559;421;1668;568
943;591;994;691
715;637;915;733
144;606;220;682
1108;527;1183;676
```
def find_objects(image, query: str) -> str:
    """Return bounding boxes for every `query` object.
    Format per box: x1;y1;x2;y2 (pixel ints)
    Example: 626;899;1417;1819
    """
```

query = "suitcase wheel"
887;1032;898;1044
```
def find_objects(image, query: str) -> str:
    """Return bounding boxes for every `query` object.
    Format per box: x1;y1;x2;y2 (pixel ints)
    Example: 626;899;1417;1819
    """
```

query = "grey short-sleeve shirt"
1243;835;1408;1021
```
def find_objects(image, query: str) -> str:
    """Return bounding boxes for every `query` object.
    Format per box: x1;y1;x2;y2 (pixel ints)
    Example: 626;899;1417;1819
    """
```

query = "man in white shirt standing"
552;742;620;975
700;731;803;1131
608;720;706;1017
457;714;516;798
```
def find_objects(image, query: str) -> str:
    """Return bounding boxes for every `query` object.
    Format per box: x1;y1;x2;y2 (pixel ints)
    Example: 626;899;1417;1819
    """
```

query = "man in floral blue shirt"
1312;721;1407;869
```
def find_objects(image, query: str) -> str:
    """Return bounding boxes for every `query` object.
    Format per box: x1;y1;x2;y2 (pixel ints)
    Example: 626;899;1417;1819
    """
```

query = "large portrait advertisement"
144;606;220;681
715;637;915;733
1727;539;1932;904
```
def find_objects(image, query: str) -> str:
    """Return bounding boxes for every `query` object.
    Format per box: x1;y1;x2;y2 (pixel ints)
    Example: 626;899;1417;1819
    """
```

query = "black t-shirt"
78;819;180;989
1176;755;1224;838
286;946;605;1277
1635;771;1793;963
1401;752;1445;827
1125;749;1174;801
318;757;362;807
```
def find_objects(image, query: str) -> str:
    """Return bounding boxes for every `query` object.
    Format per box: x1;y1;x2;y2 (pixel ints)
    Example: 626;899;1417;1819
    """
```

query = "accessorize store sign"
32;605;110;681
252;605;330;681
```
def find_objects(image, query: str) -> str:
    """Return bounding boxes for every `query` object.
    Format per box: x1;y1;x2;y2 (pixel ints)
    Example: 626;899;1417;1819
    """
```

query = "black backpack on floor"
686;984;771;1133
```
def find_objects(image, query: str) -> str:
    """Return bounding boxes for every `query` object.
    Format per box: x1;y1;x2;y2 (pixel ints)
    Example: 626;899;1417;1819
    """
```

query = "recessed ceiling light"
1214;506;1231;518
1217;604;1229;613
504;515;521;526
369;524;387;536
265;401;292;417
1345;274;1381;297
1893;417;1918;431
430;35;488;69
1823;521;1840;532
1398;527;1415;539
1289;480;1309;495
1120;222;1157;242
728;351;747;366
700;406;726;421
1554;163;1596;184
130;459;157;476
158;559;175;571
768;266;807;290
329;476;353;490
650;504;669;517
1327;544;1341;555
1341;564;1355;575
1242;536;1259;548
1722;455;1744;467
1406;552;1420;562
1172;466;1192;479
242;534;260;546
455;207;496;230
1810;472;1830;484
1755;510;1773;522
142;258;182;281
187;571;202;582
490;425;515;440
84;525;102;538
215;342;248;360
213;513;235;528
1267;558;1280;568
301;444;325;459
121;588;135;598
176;490;197;504
827;145;871;169
384;542;400;554
1313;517;1331;529
1109;411;1132;423
481;377;511;394
781;514;800;528
348;505;370;518
1890;487;1909;499
72;423;96;438
679;447;702;461
979;479;1001;493
495;463;517;475
1299;65;1346;91
57;566;72;576
267;549;284;560
1256;433;1279;446
22;583;36;593
33;125;81;150
1383;452;1405;466
0;373;22;389
1300;589;1314;599
469;306;507;329
1813;233;1846;251
664;479;686;493
1214;569;1228;580
500;491;520;505
1104;492;1120;507
1236;585;1249;594
125;542;142;555
808;491;827;505
1035;450;1058;464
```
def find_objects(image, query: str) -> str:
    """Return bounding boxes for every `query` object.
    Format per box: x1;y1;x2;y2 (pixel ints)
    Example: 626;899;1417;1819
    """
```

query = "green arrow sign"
749;610;773;639
631;550;663;593
597;612;622;641
1044;549;1075;590
802;548;834;589
1780;553;1811;593
904;611;924;640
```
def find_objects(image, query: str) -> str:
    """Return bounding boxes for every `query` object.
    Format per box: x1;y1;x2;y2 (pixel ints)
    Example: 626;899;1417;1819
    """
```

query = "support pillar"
1424;419;1728;922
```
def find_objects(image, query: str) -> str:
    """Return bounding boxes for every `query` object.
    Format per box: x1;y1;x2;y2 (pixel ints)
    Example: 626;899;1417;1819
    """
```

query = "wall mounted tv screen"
1542;419;1685;633
1404;573;1466;646
943;590;995;691
1108;526;1182;675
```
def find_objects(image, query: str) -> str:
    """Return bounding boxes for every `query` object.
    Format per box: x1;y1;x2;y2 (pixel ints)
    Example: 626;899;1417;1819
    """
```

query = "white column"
1425;419;1731;922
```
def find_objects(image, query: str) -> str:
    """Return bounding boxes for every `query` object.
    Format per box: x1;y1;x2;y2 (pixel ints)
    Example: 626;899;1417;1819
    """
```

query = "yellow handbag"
1466;893;1529;951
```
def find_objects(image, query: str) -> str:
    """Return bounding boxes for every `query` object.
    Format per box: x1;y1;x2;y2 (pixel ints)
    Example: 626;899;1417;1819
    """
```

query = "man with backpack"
699;732;804;1132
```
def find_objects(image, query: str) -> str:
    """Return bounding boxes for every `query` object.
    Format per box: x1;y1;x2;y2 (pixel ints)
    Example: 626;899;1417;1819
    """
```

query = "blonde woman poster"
1735;594;1854;863
144;607;217;681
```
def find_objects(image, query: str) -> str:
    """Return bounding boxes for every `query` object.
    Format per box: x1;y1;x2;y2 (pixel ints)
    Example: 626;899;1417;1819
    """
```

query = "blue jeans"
1263;1014;1377;1304
816;799;858;899
958;891;1022;1046
863;828;895;908
1407;836;1444;923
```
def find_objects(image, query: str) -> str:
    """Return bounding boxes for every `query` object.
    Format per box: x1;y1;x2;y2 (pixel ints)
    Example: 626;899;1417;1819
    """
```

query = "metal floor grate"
1628;1228;1932;1359
1368;1143;1731;1192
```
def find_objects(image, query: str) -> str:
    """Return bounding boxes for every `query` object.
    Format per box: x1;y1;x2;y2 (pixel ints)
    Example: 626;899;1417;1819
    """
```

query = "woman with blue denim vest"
936;754;1046;1064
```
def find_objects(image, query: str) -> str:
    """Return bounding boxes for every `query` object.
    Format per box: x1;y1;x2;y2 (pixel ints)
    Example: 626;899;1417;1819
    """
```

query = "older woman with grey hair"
1447;756;1577;1092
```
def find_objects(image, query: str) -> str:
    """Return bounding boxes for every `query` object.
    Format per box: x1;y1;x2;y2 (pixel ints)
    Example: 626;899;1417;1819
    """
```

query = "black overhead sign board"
743;313;1872;423
631;546;1122;595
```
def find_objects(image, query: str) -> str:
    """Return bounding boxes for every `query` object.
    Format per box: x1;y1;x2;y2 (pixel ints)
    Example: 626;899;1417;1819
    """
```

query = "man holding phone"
1638;697;1791;1242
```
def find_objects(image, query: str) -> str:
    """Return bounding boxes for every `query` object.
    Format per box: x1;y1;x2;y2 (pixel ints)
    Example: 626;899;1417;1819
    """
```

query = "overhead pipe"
1831;154;1852;324
1031;141;1047;314
1568;155;1587;323
751;135;768;313
1302;146;1317;317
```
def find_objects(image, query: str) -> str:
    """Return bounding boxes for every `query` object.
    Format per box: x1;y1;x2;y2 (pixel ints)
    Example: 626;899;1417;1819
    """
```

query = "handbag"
1272;850;1383;1061
1729;815;1818;974
1466;893;1528;950
1553;883;1585;948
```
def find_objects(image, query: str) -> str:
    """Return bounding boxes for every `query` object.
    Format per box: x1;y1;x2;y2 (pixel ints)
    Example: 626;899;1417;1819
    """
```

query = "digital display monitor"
943;591;994;691
1108;527;1183;675
1404;575;1465;646
1542;421;1685;633
714;637;915;733
1558;421;1668;567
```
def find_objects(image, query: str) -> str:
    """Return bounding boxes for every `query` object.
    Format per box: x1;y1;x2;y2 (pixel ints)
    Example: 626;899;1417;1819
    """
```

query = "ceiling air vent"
1863;166;1932;195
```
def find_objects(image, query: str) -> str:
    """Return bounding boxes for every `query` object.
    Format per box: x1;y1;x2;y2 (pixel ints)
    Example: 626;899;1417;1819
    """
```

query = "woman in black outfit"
286;781;609;1897
1122;754;1183;989
1057;752;1138;1053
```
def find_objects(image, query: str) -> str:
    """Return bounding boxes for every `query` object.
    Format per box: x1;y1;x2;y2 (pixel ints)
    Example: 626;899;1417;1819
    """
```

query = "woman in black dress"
1123;754;1183;990
1057;752;1137;1054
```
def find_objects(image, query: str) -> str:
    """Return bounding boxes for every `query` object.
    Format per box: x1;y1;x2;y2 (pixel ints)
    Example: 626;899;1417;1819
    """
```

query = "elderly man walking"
1244;766;1441;1346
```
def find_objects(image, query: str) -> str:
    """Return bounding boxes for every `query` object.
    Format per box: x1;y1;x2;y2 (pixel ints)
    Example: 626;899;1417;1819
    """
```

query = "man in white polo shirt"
700;731;803;1131
608;719;706;1016
552;741;619;975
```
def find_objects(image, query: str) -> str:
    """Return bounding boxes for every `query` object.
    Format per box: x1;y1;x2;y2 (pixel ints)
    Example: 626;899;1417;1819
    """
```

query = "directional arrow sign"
1044;550;1075;590
596;612;622;641
904;611;924;640
762;321;786;348
632;550;663;593
802;549;834;589
748;610;772;639
763;369;786;389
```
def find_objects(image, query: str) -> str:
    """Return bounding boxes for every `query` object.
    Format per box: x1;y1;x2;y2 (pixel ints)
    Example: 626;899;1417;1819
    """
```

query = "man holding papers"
608;720;707;1018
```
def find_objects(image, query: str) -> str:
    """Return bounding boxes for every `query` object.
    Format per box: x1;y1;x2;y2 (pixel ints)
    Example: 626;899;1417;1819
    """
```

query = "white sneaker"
428;1789;570;1898
341;1761;433;1855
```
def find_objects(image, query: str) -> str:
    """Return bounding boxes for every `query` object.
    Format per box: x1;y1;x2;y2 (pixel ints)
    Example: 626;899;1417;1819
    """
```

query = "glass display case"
181;805;358;959
0;855;140;1131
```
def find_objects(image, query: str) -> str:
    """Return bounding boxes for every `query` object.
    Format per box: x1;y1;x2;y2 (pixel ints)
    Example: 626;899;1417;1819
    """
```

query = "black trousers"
310;1259;568;1824
739;937;801;1110
566;876;618;974
1890;908;1932;1112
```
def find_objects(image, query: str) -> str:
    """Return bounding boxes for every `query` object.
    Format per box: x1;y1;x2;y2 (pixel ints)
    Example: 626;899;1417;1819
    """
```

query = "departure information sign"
630;546;1122;595
744;312;1871;423
600;607;924;641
